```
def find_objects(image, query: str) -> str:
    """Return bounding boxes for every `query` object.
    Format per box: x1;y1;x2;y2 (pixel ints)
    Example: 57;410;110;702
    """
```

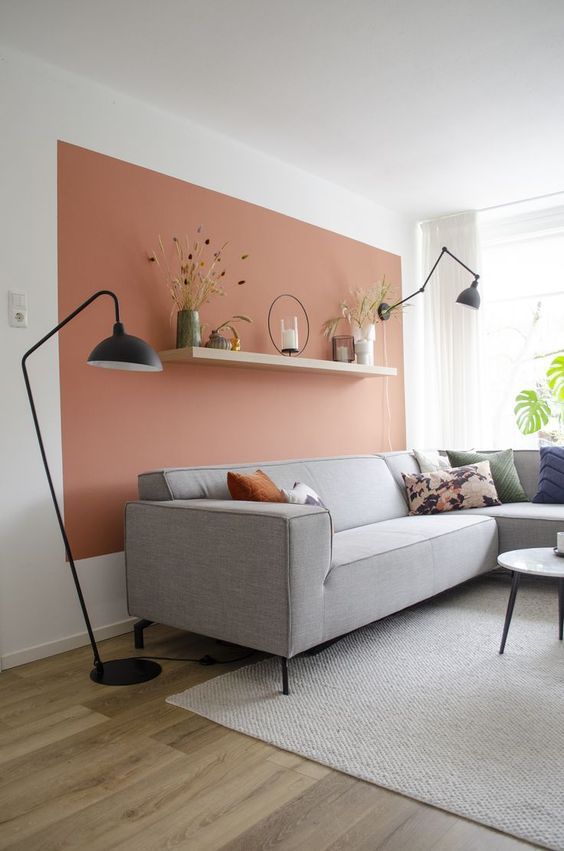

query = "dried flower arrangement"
149;226;249;314
321;278;401;338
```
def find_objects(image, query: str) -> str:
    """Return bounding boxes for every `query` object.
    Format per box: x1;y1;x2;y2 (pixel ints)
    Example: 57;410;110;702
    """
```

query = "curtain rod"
419;190;564;225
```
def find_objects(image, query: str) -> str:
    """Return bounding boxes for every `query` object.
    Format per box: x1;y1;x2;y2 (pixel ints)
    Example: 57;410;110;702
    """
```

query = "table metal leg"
499;571;520;654
559;578;564;641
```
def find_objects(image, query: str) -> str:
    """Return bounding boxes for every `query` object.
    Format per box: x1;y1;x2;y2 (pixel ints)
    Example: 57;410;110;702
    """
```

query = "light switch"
8;291;28;328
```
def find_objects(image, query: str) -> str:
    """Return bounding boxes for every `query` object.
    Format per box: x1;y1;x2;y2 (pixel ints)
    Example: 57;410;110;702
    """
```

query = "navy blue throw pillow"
532;446;564;504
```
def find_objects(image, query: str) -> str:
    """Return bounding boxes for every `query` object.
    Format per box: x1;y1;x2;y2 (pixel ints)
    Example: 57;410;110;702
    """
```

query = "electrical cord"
137;651;256;666
382;322;393;451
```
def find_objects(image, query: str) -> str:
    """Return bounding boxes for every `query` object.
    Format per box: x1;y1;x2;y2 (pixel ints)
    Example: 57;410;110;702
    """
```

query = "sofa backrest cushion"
374;451;421;504
377;449;540;503
375;451;420;487
138;455;408;532
511;450;540;501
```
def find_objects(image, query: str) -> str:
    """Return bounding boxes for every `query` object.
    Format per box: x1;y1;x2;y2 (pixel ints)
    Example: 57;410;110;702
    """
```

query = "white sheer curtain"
478;196;564;448
420;211;487;449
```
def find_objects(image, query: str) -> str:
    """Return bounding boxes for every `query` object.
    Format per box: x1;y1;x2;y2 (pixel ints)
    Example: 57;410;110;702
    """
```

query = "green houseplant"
514;352;564;437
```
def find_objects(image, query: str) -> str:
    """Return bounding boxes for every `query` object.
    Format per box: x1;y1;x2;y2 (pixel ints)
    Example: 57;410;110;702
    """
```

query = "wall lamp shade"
22;290;162;686
377;246;481;320
88;322;163;371
456;280;481;310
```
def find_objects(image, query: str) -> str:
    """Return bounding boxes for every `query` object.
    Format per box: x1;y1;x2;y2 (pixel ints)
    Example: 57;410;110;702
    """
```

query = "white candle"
355;339;371;365
557;532;564;553
282;328;298;350
336;346;349;362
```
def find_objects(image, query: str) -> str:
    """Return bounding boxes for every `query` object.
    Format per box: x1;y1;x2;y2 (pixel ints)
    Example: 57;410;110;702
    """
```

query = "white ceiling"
2;0;564;219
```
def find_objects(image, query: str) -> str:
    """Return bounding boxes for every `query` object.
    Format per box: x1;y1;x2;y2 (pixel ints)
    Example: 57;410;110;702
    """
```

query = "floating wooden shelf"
158;346;397;378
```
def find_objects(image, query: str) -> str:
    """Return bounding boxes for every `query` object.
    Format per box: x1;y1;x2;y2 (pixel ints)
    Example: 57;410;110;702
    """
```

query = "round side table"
497;547;564;654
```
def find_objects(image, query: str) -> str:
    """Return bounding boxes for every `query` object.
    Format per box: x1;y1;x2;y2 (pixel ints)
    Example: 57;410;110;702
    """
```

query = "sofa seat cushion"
323;514;498;642
457;502;564;552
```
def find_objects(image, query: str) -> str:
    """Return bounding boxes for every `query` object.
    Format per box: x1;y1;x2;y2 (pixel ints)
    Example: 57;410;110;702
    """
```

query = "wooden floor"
0;626;537;851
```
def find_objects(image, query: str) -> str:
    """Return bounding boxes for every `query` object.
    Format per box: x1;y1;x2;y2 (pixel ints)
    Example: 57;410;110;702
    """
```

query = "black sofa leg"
134;619;154;649
281;656;289;696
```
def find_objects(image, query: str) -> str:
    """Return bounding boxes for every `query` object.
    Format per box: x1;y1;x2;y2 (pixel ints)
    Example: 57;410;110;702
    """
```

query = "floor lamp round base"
90;658;162;686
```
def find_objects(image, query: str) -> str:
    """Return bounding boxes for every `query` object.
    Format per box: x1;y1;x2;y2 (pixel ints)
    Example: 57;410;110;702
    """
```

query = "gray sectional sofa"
125;449;564;693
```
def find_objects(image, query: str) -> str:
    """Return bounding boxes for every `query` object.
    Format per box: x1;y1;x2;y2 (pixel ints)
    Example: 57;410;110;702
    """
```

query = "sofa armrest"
125;499;332;657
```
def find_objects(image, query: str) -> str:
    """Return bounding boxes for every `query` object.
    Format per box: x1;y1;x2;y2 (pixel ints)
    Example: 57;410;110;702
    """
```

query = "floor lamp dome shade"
377;246;481;320
88;322;163;371
21;290;163;687
456;279;481;310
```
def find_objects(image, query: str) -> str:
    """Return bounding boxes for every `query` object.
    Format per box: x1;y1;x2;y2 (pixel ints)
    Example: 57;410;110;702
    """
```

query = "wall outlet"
8;291;28;327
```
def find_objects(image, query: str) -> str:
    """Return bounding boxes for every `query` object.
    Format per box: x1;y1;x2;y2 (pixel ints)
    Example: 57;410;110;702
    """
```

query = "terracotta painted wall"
58;142;405;559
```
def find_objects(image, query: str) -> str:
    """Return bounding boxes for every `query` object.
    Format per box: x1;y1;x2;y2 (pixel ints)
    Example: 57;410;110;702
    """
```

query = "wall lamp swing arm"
21;289;163;687
377;246;481;321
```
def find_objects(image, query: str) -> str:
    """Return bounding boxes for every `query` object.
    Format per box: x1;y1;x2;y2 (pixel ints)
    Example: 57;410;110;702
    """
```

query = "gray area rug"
168;576;564;850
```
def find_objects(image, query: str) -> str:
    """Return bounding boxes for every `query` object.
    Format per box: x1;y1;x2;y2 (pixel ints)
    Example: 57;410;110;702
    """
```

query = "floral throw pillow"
402;461;501;516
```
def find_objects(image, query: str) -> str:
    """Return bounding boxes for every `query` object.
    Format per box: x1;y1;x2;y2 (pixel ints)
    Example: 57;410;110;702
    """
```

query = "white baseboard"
0;617;137;670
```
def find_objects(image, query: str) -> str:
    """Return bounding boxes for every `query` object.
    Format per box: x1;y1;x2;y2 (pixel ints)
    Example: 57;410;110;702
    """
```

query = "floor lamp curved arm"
22;289;163;686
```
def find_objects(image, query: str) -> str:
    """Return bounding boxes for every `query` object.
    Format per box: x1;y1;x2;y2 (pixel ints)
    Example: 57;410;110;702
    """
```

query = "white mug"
557;532;564;553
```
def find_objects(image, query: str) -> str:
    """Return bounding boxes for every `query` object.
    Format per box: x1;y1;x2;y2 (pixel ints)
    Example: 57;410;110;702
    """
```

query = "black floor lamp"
22;289;163;686
377;246;481;320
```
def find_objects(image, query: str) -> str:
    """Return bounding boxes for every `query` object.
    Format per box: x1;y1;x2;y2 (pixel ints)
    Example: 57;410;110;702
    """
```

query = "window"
478;199;564;448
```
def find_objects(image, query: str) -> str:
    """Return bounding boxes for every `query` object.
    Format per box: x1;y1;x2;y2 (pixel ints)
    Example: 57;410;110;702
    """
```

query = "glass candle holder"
267;294;309;357
332;335;355;363
280;316;299;355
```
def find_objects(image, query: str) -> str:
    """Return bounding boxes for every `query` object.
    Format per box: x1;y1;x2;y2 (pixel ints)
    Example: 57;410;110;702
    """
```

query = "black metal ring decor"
267;294;310;356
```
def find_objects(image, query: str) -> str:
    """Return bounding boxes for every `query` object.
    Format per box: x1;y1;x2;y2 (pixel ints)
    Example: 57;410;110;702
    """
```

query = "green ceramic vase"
176;309;201;348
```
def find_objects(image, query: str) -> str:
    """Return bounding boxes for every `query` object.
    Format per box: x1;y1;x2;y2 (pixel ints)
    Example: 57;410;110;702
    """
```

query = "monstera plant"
514;353;564;436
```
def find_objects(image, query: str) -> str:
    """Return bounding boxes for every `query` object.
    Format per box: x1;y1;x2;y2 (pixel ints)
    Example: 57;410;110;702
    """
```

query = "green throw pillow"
446;449;528;504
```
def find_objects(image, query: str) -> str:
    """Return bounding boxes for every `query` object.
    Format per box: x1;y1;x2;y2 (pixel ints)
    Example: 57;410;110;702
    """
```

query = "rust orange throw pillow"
227;469;285;502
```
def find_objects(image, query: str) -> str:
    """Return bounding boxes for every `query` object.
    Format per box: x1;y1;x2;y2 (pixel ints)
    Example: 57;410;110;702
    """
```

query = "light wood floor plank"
222;771;386;850
0;670;25;693
7;732;308;850
434;818;537;850
374;798;460;850
0;624;539;851
0;703;107;764
0;735;184;849
109;759;316;851
325;787;422;850
268;749;331;779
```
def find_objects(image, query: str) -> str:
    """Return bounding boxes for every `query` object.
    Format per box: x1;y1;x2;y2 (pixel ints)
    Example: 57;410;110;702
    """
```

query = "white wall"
0;46;417;668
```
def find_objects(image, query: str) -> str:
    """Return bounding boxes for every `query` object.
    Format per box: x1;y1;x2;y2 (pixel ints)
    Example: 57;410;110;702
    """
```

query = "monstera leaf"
514;390;551;435
547;355;564;403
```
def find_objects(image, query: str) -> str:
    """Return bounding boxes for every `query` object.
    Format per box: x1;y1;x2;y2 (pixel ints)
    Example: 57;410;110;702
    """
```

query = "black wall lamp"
377;246;481;321
22;290;163;686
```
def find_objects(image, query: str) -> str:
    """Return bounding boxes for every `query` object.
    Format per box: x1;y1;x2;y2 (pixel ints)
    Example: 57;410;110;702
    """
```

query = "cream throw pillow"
413;449;451;473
